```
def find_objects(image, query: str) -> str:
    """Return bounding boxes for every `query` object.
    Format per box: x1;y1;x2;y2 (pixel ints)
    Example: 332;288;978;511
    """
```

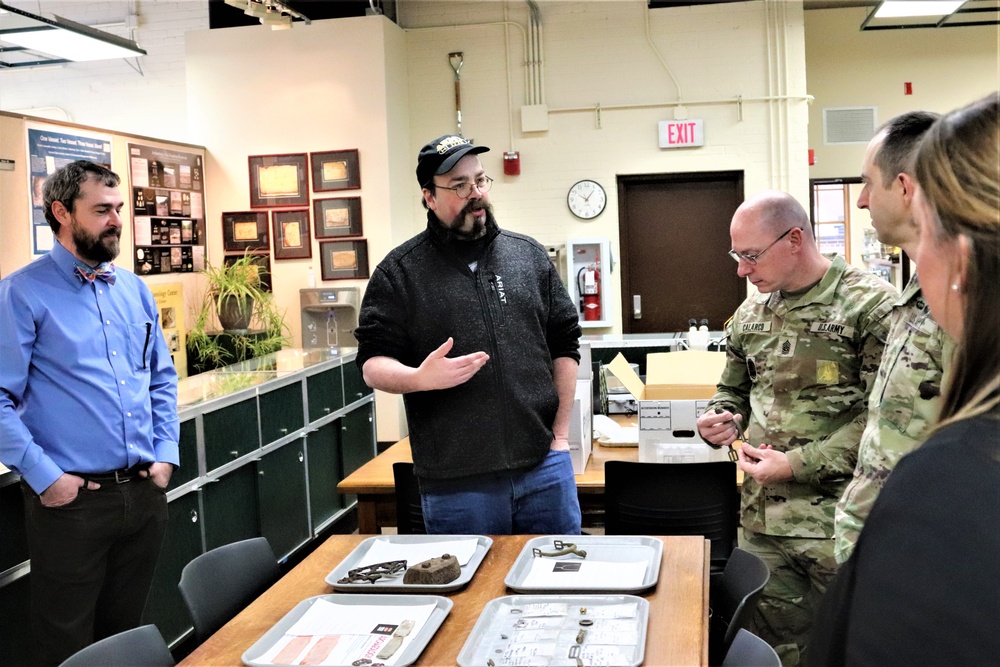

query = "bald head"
729;190;830;293
732;190;813;241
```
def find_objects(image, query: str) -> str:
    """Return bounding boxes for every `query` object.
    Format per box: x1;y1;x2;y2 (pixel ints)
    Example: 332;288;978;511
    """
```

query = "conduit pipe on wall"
644;1;682;100
546;93;812;116
526;0;544;106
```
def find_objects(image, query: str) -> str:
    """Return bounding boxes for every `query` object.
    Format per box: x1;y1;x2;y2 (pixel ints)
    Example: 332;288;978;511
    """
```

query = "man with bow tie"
0;160;178;665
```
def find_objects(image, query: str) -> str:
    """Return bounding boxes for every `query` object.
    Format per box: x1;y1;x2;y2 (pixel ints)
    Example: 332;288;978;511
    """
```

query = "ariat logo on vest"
809;322;855;337
742;322;772;333
495;274;507;304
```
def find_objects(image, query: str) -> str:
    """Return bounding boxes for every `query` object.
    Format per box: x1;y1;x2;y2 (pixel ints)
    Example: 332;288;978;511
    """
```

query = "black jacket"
355;215;581;480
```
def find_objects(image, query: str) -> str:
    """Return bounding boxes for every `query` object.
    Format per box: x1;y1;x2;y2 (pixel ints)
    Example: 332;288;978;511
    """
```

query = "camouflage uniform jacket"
833;274;952;562
707;256;896;539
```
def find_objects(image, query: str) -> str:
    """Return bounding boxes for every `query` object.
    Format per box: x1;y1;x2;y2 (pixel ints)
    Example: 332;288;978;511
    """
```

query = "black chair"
721;628;781;667
392;462;427;534
178;537;280;642
58;624;174;667
604;460;739;576
709;547;771;665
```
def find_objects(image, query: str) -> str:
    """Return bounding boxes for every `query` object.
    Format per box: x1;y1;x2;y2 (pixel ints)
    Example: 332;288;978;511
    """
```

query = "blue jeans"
420;449;582;535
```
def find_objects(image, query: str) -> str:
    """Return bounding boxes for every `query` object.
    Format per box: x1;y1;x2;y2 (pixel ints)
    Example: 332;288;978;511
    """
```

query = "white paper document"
520;558;648;589
256;599;436;666
358;538;479;568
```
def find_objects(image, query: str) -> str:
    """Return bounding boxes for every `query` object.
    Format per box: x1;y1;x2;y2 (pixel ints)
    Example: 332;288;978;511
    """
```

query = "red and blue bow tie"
75;263;116;285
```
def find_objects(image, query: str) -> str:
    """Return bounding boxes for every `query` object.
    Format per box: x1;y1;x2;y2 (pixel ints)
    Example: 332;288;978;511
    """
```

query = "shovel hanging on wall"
448;51;464;136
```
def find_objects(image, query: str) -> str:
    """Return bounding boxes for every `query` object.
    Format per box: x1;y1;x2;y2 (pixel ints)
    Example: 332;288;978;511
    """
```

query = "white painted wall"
805;6;999;179
401;0;809;327
184;15;411;441
0;1;207;140
4;0;995;442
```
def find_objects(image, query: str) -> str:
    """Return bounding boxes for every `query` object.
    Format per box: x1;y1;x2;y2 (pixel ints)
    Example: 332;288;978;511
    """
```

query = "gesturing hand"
417;337;490;391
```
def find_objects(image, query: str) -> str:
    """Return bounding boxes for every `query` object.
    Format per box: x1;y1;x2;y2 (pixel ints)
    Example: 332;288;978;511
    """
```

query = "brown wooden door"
618;172;745;333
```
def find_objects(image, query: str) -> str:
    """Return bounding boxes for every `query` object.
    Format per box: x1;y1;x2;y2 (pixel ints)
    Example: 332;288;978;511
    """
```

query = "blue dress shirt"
0;241;179;494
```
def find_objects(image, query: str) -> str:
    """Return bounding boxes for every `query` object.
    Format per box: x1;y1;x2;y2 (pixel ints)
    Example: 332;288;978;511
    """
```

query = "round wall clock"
567;179;607;220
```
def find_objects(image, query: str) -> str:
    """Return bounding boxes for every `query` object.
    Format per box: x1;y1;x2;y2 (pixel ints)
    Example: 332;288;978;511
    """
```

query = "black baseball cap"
416;135;490;187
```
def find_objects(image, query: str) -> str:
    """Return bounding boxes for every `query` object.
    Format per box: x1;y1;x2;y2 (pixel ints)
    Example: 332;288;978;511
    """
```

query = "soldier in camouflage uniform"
696;191;896;667
833;112;952;563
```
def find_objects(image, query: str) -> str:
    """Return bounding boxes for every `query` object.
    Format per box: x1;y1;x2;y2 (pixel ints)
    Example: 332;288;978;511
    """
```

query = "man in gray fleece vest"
355;134;583;534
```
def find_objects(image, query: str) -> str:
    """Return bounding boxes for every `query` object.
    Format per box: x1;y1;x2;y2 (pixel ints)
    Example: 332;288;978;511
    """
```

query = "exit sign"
658;119;705;148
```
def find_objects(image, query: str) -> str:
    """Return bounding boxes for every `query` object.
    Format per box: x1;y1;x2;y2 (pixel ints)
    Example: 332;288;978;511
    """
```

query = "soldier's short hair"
873;111;939;188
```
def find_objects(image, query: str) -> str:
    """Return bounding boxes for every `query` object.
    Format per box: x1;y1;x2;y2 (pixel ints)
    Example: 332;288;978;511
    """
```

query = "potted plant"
187;253;290;373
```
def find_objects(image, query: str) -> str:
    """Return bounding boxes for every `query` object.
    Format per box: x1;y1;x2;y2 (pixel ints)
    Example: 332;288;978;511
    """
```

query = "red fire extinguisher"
578;262;601;321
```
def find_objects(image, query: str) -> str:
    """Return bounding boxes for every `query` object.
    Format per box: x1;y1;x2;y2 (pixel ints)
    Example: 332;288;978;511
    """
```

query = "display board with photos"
129;143;207;276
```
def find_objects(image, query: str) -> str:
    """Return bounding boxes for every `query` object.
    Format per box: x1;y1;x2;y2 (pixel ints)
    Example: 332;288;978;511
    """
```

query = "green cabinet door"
340;403;376;505
0;576;31;666
169;417;199;490
202;464;259;550
257;442;310;560
142;490;202;646
203;397;259;472
342;360;372;405
307;366;344;421
0;482;28;574
259;381;305;445
306;420;344;532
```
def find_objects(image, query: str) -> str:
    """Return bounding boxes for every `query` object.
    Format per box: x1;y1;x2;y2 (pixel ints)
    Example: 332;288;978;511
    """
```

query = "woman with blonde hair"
810;91;1000;666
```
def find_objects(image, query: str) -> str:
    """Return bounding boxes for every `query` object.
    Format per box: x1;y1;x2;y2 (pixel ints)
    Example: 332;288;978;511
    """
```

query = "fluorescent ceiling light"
0;2;145;63
873;1;965;19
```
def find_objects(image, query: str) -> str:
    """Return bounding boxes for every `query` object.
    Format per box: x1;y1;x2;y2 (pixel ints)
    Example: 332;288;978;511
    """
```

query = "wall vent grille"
823;107;877;145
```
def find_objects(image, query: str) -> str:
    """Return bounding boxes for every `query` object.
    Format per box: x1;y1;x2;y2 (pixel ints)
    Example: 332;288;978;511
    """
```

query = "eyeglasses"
728;227;795;264
433;175;493;199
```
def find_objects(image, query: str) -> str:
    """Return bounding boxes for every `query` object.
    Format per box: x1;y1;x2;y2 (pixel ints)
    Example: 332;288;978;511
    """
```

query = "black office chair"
721;628;780;667
709;547;771;665
178;537;280;642
392;462;427;534
58;624;174;667
604;460;739;576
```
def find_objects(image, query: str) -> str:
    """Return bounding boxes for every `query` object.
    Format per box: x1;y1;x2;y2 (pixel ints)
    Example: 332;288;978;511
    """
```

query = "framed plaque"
313;197;362;239
272;209;312;260
222;211;269;252
310;149;361;192
319;240;369;280
249;153;309;208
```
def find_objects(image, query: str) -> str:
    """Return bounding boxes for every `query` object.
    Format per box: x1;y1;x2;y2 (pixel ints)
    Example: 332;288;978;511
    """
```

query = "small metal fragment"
532;540;587;558
576;629;587;644
337;559;407;584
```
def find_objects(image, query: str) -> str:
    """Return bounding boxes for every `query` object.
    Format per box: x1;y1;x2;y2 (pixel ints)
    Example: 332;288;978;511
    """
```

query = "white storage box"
606;352;731;463
567;377;593;474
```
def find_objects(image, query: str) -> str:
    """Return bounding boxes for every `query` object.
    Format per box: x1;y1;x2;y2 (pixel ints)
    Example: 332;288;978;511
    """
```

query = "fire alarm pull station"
503;151;520;176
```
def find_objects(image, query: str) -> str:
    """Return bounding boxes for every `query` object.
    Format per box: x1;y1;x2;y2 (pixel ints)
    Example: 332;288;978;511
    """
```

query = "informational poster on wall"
128;143;207;276
27;124;113;257
149;282;188;379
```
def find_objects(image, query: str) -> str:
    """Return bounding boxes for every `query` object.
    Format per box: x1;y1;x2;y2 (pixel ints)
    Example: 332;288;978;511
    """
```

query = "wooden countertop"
178;533;709;666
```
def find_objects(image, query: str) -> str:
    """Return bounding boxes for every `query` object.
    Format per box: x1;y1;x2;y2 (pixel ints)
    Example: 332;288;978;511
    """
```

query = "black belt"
71;464;150;485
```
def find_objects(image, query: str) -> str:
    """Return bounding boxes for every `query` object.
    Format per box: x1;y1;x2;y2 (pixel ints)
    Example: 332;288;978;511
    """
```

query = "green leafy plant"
187;253;290;373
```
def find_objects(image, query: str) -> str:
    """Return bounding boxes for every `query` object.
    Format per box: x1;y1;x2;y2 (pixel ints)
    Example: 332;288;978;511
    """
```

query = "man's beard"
442;200;494;240
70;218;120;263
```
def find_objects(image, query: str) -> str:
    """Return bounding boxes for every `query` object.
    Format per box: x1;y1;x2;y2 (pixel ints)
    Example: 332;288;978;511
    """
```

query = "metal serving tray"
456;594;649;667
325;534;493;593
241;593;452;667
504;535;663;594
